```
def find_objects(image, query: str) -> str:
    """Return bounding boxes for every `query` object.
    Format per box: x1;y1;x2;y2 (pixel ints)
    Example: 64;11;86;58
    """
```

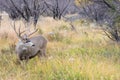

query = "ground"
0;15;120;80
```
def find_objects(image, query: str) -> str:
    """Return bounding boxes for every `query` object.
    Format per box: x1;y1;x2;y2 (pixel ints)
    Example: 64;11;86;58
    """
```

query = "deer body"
12;21;47;61
15;35;47;60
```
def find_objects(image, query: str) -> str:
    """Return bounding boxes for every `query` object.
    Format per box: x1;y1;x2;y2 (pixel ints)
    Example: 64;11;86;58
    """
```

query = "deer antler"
12;21;26;39
27;28;38;37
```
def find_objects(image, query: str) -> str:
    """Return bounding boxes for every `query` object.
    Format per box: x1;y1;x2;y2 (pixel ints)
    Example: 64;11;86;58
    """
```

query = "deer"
12;22;47;62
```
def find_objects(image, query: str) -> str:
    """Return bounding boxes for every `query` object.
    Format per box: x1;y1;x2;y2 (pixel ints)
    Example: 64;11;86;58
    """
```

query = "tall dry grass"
0;14;120;80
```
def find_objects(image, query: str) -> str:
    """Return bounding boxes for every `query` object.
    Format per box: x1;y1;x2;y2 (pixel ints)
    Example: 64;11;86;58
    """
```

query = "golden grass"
0;15;120;80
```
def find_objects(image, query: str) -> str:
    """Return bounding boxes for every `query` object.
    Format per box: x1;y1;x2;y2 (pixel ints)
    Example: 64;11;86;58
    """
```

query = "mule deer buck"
12;23;47;61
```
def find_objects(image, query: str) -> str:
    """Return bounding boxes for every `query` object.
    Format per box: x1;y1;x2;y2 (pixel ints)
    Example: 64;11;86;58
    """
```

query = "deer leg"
37;49;46;61
41;48;46;57
37;50;42;59
25;56;29;63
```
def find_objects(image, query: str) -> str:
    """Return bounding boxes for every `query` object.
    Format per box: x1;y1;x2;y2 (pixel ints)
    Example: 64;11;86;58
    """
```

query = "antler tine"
18;25;26;37
12;21;21;38
11;21;26;39
18;25;21;36
28;28;38;37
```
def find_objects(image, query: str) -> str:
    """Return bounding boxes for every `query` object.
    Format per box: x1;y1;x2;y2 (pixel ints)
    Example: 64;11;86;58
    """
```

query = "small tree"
1;0;46;28
95;0;120;42
44;0;72;20
77;0;120;42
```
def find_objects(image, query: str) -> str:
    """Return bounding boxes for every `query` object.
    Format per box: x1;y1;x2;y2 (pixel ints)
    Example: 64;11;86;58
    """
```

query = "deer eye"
26;40;31;43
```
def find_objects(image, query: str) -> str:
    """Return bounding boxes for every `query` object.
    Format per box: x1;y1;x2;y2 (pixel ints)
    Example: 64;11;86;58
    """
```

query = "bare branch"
9;0;27;20
103;29;115;41
59;0;71;18
28;28;38;37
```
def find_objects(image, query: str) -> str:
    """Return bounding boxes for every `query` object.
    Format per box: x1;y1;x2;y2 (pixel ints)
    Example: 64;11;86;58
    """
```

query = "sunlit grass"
0;15;120;80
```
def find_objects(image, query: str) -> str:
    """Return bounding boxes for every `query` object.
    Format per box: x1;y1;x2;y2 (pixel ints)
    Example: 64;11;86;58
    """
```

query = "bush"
47;31;64;41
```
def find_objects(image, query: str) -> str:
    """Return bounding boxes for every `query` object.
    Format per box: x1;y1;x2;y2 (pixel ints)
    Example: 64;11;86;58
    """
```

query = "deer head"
12;22;38;47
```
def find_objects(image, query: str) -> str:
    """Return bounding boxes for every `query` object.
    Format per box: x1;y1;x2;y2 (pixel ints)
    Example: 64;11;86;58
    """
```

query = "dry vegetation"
0;15;120;80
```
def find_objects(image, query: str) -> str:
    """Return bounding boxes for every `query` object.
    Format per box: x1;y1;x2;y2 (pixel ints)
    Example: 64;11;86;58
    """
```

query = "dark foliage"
44;0;74;20
76;0;120;42
0;0;46;26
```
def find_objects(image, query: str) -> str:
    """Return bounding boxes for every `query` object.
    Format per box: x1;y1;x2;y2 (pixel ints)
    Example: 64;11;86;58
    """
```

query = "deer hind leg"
37;48;46;58
41;48;46;57
37;50;42;60
39;49;46;57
